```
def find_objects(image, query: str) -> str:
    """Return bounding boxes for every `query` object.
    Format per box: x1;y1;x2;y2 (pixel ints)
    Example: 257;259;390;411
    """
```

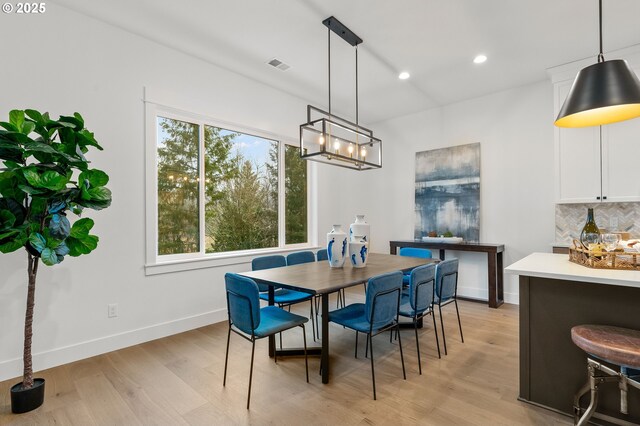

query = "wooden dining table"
237;252;437;384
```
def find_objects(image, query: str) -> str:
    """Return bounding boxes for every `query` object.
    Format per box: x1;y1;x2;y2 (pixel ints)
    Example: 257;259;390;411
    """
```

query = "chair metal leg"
223;325;231;386
355;331;359;358
573;379;591;424
397;324;406;380
302;324;309;383
414;319;422;375
315;296;320;340
438;304;448;355
365;334;370;358
454;299;464;343
431;310;441;359
577;373;599;426
247;339;256;410
310;300;316;342
369;333;376;400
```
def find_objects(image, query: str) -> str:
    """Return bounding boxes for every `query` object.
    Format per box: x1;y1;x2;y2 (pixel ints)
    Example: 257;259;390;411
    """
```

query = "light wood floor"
0;292;570;425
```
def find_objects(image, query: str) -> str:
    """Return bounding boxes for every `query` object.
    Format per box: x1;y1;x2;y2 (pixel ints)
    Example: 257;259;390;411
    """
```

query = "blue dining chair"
316;249;328;261
398;263;440;374
434;258;463;355
223;273;309;409
328;271;406;400
252;255;316;342
286;251;316;266
399;247;433;285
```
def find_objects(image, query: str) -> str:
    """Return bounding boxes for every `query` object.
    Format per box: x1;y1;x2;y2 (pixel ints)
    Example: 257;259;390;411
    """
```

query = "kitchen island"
506;253;640;424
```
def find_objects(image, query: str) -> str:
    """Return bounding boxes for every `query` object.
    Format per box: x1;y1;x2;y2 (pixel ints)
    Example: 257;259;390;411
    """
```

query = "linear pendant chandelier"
299;16;382;170
555;0;640;128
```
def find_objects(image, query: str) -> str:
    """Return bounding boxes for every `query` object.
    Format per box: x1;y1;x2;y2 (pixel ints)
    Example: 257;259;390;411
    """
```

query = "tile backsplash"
556;202;640;243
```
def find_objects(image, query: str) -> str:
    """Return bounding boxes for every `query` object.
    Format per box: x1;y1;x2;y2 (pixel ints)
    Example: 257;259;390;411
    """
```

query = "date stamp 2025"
2;2;46;14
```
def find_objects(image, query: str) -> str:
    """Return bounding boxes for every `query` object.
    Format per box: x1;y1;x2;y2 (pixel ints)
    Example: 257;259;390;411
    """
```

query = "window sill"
145;245;321;276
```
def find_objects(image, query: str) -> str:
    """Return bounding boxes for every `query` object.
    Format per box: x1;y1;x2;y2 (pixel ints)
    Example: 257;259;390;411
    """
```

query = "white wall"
0;4;330;381
361;81;557;302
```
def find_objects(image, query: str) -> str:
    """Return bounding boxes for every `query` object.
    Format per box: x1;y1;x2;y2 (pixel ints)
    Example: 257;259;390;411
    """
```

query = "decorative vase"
580;208;600;248
349;214;370;244
349;235;369;268
327;225;348;268
10;378;45;413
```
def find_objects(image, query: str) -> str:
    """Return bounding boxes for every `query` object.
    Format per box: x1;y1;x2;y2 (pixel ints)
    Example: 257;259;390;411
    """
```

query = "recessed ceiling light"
398;71;410;80
473;54;487;64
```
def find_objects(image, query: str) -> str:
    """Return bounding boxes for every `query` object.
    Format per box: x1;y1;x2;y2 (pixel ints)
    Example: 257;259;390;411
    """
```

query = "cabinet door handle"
596;196;601;200
603;196;607;200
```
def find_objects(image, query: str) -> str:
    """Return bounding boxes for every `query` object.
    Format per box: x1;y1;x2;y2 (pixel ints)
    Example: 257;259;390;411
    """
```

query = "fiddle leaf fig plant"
0;109;111;393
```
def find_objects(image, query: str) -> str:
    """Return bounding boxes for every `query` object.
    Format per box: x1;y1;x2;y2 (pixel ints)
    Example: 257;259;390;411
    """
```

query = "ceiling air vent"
267;58;290;71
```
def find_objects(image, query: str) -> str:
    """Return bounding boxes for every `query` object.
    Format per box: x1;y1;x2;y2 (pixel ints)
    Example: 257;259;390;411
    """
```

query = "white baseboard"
0;308;227;383
457;285;519;306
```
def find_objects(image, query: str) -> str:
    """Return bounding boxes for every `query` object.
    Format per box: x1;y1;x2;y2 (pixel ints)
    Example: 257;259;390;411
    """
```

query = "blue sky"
220;129;276;167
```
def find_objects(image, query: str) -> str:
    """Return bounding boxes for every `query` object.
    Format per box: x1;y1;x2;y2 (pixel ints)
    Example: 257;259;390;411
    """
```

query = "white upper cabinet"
554;81;602;203
551;47;640;204
602;120;640;202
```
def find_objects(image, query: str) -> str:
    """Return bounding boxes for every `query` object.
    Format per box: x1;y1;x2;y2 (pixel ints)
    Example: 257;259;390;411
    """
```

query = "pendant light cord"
328;26;332;116
598;0;604;63
355;45;359;127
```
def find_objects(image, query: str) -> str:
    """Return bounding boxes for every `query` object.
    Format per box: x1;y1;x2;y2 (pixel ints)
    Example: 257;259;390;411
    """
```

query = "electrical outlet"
108;303;118;318
609;216;619;231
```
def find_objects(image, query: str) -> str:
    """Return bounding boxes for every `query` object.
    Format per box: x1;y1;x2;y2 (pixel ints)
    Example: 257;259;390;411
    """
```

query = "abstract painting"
414;143;480;242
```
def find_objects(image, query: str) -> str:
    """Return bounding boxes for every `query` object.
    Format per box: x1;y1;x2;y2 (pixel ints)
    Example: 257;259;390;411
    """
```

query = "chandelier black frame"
299;16;382;170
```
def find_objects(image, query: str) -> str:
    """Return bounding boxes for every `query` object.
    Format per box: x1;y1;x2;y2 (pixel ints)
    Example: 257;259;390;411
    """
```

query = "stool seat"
571;325;640;369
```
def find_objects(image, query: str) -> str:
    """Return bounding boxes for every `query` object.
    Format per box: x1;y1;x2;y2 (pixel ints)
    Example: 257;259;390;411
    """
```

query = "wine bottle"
579;208;600;248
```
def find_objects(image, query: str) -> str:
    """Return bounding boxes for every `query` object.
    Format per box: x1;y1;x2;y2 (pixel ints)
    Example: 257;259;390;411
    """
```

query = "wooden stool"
571;325;640;426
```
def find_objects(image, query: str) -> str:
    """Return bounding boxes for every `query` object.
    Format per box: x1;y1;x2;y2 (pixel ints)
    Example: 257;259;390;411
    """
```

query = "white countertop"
506;252;640;289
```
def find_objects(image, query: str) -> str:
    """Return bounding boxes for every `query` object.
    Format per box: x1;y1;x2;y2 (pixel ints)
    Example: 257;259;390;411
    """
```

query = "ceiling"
53;0;640;123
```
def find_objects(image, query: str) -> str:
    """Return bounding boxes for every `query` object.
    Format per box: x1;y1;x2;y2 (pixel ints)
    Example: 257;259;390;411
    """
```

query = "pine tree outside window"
150;108;309;263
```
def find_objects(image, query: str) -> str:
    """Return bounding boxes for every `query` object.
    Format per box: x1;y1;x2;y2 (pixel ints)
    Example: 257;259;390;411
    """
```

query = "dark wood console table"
389;240;505;308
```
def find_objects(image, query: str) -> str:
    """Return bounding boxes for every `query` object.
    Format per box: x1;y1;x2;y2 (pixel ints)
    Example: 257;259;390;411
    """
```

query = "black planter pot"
10;378;45;414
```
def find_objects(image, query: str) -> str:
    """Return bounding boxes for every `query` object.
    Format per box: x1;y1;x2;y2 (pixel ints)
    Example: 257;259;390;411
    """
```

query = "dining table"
237;252;437;384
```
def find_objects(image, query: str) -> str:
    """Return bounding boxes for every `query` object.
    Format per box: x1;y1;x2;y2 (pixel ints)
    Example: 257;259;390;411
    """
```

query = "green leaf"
0;171;26;200
25;109;44;124
29;197;47;218
18;185;46;195
54;241;69;257
23;141;79;163
58;115;83;130
49;214;71;239
87;186;111;201
69;217;94;238
28;232;46;253
67;234;98;256
0;198;26;225
0;130;31;144
22;121;35;135
0;210;16;230
9;110;25;132
0;122;19;132
77;130;103;150
73;112;85;128
79;169;109;188
39;171;69;191
22;168;68;191
0;233;27;253
41;247;60;265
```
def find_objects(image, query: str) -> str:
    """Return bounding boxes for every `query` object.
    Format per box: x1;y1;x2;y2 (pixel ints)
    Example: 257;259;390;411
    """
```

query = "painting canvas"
414;143;480;242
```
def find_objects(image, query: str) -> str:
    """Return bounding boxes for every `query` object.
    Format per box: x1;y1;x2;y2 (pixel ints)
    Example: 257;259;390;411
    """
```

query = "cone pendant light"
555;0;640;128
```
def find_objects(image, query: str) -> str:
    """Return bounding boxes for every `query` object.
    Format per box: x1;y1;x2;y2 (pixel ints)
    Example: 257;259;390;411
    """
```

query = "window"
150;107;309;264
